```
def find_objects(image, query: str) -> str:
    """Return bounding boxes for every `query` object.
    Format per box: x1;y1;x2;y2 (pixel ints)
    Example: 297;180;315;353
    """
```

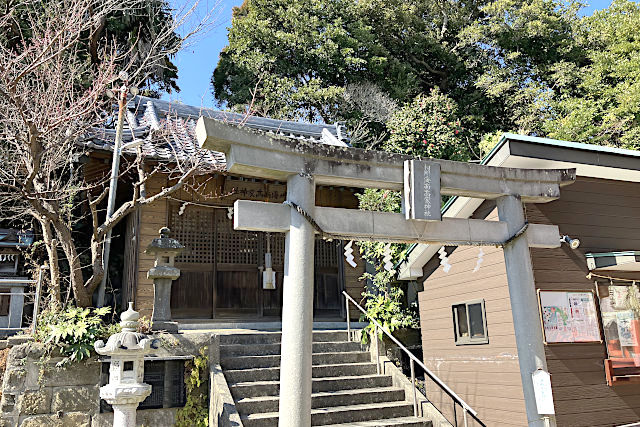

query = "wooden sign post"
404;160;441;221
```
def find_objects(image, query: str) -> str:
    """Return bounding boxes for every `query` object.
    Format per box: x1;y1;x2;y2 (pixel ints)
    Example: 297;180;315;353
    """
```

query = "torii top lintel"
196;117;576;203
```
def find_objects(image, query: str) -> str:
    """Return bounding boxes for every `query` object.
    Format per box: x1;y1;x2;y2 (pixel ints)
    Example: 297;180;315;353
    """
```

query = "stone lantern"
145;227;184;333
95;302;154;427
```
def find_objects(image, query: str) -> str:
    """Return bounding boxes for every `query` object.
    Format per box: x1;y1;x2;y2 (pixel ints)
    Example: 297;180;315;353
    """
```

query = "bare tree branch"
0;0;220;307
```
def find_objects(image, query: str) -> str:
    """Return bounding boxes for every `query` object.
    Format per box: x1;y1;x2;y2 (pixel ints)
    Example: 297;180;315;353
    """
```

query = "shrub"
176;348;209;427
34;306;119;366
359;274;419;345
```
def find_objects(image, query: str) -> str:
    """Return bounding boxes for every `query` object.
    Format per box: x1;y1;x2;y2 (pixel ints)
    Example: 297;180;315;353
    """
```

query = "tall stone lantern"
95;302;154;427
145;227;184;333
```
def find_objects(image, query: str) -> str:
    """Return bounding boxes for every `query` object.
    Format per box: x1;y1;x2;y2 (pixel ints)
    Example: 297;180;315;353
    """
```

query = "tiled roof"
85;96;348;170
0;229;34;248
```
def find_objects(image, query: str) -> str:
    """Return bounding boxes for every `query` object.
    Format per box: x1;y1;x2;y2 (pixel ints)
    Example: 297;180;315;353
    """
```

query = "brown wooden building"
398;135;640;426
86;97;366;322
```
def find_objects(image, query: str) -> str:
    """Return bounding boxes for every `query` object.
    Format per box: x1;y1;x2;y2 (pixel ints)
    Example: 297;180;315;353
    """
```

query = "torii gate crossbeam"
196;117;574;427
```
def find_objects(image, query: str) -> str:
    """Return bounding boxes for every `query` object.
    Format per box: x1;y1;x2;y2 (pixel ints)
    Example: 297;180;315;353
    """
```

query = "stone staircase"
220;330;432;426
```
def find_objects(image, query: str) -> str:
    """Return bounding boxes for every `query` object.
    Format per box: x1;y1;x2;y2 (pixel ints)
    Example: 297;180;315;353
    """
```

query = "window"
453;300;488;345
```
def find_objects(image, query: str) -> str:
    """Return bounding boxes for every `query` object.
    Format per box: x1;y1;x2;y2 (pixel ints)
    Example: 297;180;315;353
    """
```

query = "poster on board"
539;290;601;343
616;310;637;347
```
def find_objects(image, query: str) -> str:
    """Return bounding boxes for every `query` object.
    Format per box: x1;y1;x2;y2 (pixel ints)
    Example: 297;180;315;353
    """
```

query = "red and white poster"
539;291;600;343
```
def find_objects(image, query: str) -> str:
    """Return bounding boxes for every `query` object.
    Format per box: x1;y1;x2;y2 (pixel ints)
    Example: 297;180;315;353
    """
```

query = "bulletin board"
538;290;602;344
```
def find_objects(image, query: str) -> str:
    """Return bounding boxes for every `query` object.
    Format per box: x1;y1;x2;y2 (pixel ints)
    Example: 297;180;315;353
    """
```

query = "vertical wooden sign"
532;369;555;415
403;159;441;221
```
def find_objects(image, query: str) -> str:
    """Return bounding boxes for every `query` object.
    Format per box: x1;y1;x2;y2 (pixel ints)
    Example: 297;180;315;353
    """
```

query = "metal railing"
343;291;486;427
0;268;44;334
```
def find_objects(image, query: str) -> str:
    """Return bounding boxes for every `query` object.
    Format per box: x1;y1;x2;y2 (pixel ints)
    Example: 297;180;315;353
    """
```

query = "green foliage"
213;0;381;122
176;348;209;427
215;0;640;152
355;188;417;343
355;189;406;270
212;0;495;138
359;275;419;344
384;89;470;161
464;0;586;135
543;0;640;149
102;0;181;94
34;306;119;366
213;0;597;154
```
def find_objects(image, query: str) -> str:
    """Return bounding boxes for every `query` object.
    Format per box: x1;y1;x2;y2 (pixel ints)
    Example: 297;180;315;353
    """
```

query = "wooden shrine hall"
84;96;366;321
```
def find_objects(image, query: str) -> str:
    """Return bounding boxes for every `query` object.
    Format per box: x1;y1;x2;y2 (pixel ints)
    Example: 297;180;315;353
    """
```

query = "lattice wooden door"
314;239;343;317
214;210;260;315
167;203;345;319
168;204;215;319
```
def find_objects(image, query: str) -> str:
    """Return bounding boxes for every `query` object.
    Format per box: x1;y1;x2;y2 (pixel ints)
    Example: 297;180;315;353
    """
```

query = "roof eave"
398;133;640;280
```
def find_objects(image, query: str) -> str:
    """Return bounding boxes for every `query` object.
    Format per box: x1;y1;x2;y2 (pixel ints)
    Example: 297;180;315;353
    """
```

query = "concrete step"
219;330;349;345
221;351;370;370
179;321;368;331
220;340;363;357
236;387;406;414
230;374;394;399
240;401;415;427
323;417;433;427
224;362;378;383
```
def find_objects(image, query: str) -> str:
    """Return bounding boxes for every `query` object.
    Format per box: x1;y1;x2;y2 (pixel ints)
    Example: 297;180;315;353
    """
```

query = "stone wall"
0;333;211;427
0;343;101;427
207;335;242;427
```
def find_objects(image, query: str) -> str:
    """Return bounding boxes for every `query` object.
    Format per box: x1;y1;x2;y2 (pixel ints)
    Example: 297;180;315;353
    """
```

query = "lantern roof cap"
145;227;185;255
94;302;154;356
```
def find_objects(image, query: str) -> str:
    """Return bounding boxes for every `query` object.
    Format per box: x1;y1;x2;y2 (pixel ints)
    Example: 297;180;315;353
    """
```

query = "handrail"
343;291;486;427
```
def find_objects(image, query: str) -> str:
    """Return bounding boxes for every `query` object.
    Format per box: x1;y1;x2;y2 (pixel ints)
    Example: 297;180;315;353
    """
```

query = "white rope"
587;272;638;284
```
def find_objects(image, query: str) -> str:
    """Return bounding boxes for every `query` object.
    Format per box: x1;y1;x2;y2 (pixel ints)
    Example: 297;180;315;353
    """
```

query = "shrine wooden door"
169;204;215;319
168;203;345;320
314;239;343;318
214;209;260;316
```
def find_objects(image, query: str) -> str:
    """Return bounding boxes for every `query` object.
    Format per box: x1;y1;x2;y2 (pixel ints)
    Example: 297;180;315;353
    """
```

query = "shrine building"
398;134;640;426
85;96;366;323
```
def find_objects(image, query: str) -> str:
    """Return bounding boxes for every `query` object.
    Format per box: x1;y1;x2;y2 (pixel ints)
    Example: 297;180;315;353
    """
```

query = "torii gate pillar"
498;195;554;427
196;117;573;427
279;173;316;426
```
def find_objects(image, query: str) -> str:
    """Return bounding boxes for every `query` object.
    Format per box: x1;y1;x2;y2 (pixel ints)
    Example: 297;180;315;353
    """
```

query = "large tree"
464;0;586;136
0;0;215;307
212;0;583;156
0;0;184;95
212;0;384;123
543;0;640;148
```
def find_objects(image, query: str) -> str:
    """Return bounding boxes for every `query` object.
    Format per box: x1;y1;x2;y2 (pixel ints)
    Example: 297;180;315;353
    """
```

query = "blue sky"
164;0;617;108
163;0;243;107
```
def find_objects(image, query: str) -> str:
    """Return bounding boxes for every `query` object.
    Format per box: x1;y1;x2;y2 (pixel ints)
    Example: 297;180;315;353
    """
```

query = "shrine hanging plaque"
538;290;601;343
403;160;441;221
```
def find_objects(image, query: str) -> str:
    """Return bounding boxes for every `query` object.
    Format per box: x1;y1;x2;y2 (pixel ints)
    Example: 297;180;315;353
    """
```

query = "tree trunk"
38;218;61;310
52;221;92;307
83;236;105;302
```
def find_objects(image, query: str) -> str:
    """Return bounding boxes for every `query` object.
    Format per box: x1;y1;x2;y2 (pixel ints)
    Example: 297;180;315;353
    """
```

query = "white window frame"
452;299;489;345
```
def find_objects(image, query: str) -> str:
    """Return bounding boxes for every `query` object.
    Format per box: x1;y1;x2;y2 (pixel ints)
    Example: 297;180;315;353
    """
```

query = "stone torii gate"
196;117;575;427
